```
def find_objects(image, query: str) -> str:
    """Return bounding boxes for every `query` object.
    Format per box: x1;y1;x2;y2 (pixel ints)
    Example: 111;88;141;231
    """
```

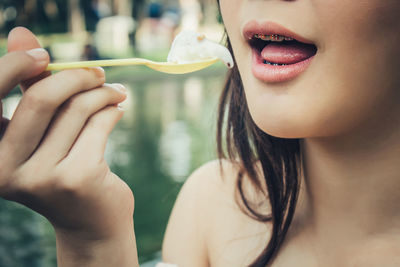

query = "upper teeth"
254;34;294;42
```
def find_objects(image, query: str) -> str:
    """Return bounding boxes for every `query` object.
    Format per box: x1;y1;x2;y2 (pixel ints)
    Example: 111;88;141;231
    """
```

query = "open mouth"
248;33;318;66
243;21;318;83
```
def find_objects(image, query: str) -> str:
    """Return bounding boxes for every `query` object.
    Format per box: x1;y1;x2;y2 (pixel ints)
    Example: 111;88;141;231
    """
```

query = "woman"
1;0;400;266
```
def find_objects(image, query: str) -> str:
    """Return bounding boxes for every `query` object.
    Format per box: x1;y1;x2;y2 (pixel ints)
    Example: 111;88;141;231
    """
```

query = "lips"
243;21;318;83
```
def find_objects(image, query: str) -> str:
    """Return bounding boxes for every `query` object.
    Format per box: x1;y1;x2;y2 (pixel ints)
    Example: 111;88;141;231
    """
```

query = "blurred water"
0;65;227;266
106;66;226;263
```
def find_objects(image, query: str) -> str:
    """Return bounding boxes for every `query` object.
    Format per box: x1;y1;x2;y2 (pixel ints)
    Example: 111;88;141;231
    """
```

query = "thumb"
7;27;43;52
7;27;51;91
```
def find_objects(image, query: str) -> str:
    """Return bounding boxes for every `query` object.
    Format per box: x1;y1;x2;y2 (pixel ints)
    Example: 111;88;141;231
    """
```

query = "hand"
0;28;138;266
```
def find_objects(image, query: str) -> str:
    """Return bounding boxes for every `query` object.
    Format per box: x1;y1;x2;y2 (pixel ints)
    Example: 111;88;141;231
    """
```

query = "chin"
260;127;306;139
251;108;336;139
253;117;308;139
256;116;354;140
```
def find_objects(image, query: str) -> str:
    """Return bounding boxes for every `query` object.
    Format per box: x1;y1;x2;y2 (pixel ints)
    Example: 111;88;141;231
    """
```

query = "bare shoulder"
161;160;236;266
162;160;272;267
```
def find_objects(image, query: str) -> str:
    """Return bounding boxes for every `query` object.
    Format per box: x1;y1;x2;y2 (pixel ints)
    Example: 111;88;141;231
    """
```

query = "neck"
293;114;400;244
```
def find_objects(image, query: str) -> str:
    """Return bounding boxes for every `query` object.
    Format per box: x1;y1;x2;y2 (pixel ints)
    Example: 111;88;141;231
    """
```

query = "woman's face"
220;0;400;139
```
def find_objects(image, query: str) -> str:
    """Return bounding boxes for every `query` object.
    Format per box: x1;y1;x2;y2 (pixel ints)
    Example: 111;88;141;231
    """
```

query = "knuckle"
63;94;92;115
60;68;105;89
14;164;48;192
23;91;54;113
88;107;119;127
1;168;44;202
87;113;107;129
52;169;85;196
0;52;35;85
54;163;105;194
55;177;84;196
58;70;85;88
120;180;135;208
6;51;35;66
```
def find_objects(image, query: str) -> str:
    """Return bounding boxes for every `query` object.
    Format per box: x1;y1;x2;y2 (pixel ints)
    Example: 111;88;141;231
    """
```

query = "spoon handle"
46;58;149;71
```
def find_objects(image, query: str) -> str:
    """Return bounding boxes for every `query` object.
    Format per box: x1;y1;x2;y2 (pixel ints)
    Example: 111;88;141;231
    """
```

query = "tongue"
261;42;317;64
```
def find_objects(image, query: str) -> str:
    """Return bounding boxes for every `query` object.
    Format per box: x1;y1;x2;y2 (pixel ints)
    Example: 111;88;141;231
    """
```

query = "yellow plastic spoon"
45;57;220;74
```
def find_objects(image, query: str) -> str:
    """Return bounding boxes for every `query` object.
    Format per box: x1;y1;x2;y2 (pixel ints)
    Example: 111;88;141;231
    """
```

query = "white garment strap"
155;263;178;267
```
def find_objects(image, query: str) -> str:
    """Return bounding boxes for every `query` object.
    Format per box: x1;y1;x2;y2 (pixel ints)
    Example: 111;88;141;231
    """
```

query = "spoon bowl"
46;57;220;74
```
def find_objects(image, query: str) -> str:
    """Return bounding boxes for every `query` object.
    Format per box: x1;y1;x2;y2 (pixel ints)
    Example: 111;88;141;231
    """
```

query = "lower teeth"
263;60;287;66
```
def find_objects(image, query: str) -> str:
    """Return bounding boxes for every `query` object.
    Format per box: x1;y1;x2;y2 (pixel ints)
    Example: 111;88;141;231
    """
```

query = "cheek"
220;0;240;26
313;1;400;136
244;1;400;139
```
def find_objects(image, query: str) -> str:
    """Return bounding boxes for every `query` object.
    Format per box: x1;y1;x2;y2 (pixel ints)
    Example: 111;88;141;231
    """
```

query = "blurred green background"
0;0;227;266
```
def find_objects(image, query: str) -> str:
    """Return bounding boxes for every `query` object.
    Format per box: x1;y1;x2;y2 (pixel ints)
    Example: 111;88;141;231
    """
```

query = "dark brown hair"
216;12;302;266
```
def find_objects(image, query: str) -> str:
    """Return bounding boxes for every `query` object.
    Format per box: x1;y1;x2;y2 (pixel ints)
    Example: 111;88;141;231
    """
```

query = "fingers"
7;27;51;90
0;50;49;98
66;105;124;163
0;68;105;167
7;27;43;52
33;84;127;162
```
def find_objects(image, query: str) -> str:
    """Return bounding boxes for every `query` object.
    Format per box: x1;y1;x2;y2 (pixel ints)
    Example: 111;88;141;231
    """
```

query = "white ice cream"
167;31;234;69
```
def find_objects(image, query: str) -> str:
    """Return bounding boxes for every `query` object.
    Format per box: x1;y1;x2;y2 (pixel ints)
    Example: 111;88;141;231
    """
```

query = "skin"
190;0;400;266
165;0;400;266
2;0;400;265
0;28;138;266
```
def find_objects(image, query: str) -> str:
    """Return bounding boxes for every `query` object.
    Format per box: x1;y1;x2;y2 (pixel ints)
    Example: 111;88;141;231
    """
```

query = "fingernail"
113;83;127;93
92;67;105;77
26;48;48;62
